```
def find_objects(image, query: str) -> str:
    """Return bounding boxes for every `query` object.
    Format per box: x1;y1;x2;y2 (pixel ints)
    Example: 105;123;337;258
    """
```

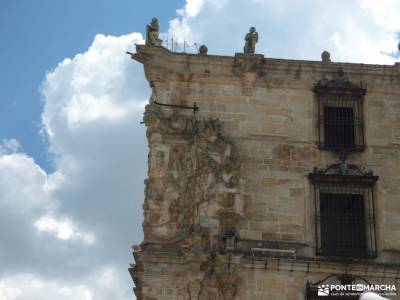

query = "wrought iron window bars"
314;69;366;152
309;162;378;258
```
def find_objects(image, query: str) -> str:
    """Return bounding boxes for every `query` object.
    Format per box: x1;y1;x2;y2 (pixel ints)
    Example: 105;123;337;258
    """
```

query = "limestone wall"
130;46;400;300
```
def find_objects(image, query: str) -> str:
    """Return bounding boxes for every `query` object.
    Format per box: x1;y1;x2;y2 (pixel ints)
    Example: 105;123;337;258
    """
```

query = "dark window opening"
311;182;377;259
310;167;378;259
320;193;366;256
324;106;355;148
314;84;366;152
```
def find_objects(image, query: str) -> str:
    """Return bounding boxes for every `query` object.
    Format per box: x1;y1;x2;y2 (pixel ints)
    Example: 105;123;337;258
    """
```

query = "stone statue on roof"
146;17;162;46
244;27;258;54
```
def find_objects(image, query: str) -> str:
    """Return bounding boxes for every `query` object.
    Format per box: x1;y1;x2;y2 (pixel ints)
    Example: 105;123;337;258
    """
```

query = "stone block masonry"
129;45;400;300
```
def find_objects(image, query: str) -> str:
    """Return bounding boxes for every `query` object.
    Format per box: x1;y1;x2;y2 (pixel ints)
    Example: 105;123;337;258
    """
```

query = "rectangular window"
317;94;364;151
314;69;366;152
324;106;355;148
313;184;377;258
320;192;366;256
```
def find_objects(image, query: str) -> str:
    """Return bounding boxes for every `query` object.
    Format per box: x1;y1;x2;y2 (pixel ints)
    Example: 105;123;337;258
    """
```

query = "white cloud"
168;0;400;64
0;152;50;213
1;31;149;299
42;33;146;133
43;170;65;193
0;139;20;155
177;0;205;18
360;0;400;30
0;268;128;300
0;274;93;300
168;0;207;44
34;214;95;245
66;93;125;125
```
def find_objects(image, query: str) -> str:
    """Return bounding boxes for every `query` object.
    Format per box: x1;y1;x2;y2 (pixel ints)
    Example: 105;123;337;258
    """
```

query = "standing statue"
146;17;162;46
243;27;258;54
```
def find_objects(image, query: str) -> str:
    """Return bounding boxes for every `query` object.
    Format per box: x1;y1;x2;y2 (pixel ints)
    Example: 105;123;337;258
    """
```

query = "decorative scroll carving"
142;104;242;244
312;162;373;176
314;68;366;96
309;159;379;186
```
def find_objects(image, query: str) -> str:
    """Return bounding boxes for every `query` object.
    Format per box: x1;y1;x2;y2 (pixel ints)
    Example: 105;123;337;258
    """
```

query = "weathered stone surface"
130;45;400;299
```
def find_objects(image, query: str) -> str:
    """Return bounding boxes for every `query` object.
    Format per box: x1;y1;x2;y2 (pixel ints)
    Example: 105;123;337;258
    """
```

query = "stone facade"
129;45;400;299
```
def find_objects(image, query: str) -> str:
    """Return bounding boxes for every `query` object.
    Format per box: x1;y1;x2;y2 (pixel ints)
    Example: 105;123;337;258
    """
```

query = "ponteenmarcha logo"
315;284;396;297
318;284;330;296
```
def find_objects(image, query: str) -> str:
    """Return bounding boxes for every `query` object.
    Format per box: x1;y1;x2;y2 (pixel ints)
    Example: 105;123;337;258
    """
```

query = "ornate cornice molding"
314;68;366;96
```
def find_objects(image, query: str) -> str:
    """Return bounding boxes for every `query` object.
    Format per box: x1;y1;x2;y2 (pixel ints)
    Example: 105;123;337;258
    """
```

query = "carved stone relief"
232;53;266;96
142;104;242;245
198;269;240;300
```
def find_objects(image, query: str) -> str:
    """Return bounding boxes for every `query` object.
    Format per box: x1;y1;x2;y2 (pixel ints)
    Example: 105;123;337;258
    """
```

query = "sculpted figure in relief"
145;17;162;46
244;27;258;54
142;105;241;244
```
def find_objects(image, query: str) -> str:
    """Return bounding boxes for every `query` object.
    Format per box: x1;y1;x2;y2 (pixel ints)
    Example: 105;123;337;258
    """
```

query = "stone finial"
132;244;141;252
244;27;258;54
145;17;162;46
321;50;331;63
199;44;208;55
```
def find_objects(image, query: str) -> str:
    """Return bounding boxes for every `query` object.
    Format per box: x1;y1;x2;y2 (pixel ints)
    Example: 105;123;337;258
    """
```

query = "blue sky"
0;0;184;171
0;0;399;299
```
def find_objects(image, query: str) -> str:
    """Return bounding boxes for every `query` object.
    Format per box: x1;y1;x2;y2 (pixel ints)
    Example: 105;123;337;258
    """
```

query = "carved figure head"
151;17;159;25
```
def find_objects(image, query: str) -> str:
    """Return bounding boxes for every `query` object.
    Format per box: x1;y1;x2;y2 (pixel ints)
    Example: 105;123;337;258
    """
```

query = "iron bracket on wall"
154;100;199;115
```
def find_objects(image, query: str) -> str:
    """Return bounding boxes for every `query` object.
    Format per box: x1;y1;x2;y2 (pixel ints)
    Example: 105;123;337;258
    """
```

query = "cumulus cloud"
0;150;50;213
0;274;93;300
360;0;400;30
0;267;130;300
1;32;148;299
42;33;147;134
34;214;95;245
0;139;20;155
168;0;400;64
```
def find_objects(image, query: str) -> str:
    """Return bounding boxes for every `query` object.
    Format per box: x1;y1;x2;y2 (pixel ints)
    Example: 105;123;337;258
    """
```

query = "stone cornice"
129;45;400;92
133;250;400;279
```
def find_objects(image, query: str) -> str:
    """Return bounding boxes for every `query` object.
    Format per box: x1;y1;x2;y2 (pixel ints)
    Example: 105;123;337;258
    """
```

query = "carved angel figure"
145;17;162;46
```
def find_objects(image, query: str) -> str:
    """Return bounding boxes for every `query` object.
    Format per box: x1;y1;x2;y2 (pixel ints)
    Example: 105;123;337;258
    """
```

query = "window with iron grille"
314;69;366;152
309;164;378;258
